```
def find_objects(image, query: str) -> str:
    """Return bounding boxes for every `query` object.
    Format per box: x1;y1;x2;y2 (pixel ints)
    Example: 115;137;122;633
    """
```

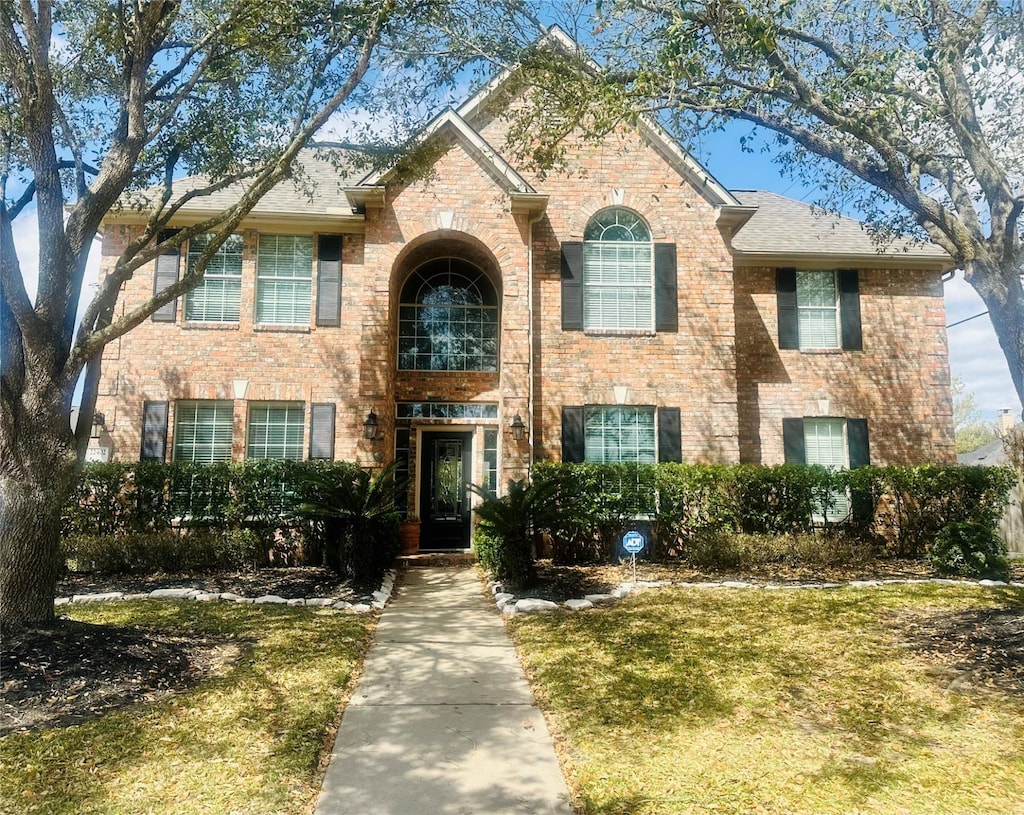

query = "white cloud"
944;273;1021;419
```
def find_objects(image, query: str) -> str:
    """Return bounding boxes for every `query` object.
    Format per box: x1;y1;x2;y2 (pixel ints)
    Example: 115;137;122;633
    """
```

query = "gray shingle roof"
122;146;368;216
730;190;950;263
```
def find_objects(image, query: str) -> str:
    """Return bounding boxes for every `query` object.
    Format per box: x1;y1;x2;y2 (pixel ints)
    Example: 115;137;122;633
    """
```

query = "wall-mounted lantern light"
510;413;526;442
363;409;381;441
90;412;106;440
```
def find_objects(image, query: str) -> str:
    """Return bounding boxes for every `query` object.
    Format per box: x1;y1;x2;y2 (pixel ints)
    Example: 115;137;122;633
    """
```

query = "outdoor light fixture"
90;412;106;440
363;409;381;441
510;413;526;442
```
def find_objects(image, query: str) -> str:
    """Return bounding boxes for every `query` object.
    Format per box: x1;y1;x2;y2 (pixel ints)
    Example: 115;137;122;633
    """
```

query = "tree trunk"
0;407;79;629
968;258;1024;418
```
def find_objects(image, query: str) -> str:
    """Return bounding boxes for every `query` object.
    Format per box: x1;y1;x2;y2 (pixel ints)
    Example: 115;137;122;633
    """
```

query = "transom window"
584;406;656;463
247;402;305;460
398;258;498;371
583;208;653;331
804;417;850;520
185;233;244;322
173;400;233;463
256;235;313;325
796;271;839;349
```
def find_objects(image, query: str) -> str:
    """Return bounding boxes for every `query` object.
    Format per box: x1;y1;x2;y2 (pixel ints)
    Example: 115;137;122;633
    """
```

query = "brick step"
397;552;477;568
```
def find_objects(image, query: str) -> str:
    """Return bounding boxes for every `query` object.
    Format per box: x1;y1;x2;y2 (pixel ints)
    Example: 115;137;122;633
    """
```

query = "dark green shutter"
152;230;180;322
848;418;870;468
561;406;585;462
654;243;678;333
309;403;335;460
782;418;805;464
316;236;342;327
140;401;169;461
777;268;798;349
561;242;584;330
839;269;863;350
657;407;682;462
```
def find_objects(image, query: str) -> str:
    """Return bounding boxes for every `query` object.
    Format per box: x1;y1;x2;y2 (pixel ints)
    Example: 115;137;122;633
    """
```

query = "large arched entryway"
392;238;504;550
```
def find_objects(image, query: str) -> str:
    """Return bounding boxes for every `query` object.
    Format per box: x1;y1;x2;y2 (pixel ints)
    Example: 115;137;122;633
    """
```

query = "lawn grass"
510;584;1024;815
1;602;373;815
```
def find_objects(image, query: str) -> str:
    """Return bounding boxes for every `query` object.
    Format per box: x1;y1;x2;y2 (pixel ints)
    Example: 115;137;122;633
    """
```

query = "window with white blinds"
804;417;850;520
256;235;313;325
185;233;244;322
583;209;653;330
173;401;234;463
247;402;305;460
796;271;839;349
584;406;656;463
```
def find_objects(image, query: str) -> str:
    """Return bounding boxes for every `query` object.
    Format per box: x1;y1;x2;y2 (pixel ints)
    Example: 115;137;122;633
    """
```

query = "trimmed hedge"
530;461;1015;564
62;460;393;578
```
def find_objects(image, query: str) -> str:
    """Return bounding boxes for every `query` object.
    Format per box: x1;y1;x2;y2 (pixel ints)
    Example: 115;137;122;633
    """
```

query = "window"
173;400;234;463
584;406;656;463
804;418;850;520
583;209;653;331
185;233;244;322
777;268;862;351
256;235;313;325
482;428;499;497
398;258;498;371
247;402;304;460
797;271;839;349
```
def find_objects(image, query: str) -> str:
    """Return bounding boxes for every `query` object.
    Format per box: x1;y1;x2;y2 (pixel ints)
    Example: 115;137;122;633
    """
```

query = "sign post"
622;530;645;584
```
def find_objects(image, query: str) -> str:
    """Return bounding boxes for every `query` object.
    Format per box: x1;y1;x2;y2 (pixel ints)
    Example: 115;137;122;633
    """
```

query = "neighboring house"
958;413;1024;557
94;28;956;550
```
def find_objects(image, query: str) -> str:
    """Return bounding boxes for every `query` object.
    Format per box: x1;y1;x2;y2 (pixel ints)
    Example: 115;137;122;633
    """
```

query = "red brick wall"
733;266;955;465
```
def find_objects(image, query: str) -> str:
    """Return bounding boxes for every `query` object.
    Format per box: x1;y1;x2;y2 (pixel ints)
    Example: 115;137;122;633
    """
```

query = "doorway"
419;431;473;550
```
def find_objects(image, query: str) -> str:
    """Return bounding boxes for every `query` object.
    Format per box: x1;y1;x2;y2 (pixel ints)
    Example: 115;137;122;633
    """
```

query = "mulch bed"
57;565;350;600
2;567;347;737
1;620;246;736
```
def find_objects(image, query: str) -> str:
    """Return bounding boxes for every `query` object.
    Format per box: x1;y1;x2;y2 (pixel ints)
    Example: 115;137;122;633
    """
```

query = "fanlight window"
398;258;499;371
583;208;653;331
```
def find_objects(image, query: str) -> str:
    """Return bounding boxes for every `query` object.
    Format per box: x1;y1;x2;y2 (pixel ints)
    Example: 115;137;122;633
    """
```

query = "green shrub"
61;528;266;574
295;462;401;589
930;521;1009;579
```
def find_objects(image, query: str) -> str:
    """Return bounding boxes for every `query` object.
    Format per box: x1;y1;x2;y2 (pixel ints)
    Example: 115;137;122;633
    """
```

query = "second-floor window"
583;208;653;331
256;235;313;325
185;233;243;322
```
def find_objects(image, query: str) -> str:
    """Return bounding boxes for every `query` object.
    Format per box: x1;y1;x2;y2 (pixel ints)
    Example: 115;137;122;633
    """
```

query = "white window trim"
582;209;655;332
172;400;234;463
246;401;306;461
804;416;851;523
184;234;244;324
583;404;657;464
255;235;313;326
796;270;841;351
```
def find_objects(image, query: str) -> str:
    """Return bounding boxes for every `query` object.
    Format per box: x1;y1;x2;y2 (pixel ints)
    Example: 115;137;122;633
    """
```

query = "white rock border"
54;569;398;614
489;576;1024;615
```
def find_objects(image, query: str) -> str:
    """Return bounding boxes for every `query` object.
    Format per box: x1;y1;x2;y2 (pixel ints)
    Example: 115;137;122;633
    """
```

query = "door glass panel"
432;440;463;521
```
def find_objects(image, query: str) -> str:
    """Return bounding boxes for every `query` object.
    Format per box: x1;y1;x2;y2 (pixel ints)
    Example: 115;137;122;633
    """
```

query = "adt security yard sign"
622;530;645;583
622;531;645;554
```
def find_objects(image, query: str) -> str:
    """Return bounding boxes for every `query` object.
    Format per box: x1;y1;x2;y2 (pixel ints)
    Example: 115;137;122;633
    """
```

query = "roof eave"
731;250;954;271
101;208;367;233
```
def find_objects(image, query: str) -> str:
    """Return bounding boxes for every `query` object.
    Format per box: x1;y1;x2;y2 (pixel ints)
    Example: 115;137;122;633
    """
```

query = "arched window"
583;208;653;330
398;258;499;371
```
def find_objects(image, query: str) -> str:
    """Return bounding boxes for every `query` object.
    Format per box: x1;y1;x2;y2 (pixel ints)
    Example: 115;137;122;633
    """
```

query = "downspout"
526;210;544;481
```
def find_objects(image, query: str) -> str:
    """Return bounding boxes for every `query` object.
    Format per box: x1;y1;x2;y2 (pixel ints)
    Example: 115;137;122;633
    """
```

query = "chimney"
997;408;1016;437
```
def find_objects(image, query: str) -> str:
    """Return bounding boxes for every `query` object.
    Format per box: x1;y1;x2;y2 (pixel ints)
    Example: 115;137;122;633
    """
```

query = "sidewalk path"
314;566;574;815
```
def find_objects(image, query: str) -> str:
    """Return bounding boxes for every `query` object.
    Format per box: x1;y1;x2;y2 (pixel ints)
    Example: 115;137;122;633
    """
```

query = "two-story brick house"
94;32;955;550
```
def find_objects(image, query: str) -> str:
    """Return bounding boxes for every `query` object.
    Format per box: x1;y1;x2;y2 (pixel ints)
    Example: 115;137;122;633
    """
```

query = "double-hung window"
256;235;313;325
247;402;304;460
582;209;654;331
185;233;243;322
583;406;656;463
803;418;850;520
777;268;862;351
173;400;234;463
796;271;839;349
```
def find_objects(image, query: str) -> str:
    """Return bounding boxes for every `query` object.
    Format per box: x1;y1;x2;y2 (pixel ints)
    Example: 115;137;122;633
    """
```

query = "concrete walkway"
314;566;574;815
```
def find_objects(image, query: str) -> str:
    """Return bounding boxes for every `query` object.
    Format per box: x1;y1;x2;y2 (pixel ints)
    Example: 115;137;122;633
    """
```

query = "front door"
419;432;473;550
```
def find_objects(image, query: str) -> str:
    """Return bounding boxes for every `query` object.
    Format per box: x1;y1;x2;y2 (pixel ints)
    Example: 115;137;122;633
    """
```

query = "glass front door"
419;431;473;549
